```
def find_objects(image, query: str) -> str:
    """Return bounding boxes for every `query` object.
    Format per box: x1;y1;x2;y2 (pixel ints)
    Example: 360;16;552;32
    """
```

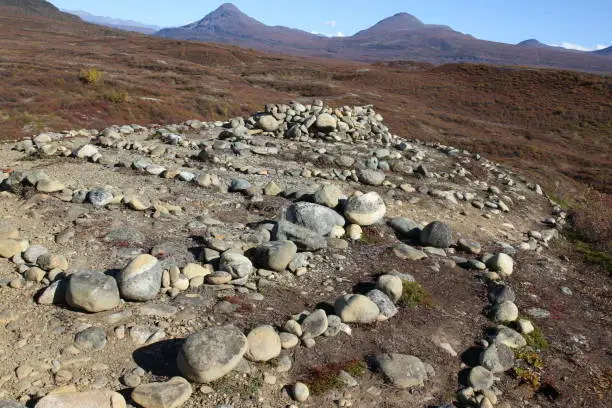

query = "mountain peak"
216;3;240;13
517;39;549;48
352;11;427;38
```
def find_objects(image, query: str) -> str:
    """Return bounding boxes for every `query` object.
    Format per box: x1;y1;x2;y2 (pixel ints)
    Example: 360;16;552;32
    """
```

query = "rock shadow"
460;346;483;367
132;338;184;377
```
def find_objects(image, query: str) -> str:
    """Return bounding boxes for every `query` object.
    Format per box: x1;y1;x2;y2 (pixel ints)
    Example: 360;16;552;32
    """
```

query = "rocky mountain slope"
1;100;608;408
155;3;612;73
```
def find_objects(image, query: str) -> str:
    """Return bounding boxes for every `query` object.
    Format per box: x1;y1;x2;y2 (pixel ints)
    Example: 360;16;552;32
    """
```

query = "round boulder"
245;325;282;362
334;294;380;323
376;274;403;303
301;309;328;338
485;253;514;276
177;325;248;383
344;192;386;226
420;221;453;248
117;254;163;301
491;300;519;323
257;115;280;132
255;240;297;272
65;270;120;313
87;188;114;207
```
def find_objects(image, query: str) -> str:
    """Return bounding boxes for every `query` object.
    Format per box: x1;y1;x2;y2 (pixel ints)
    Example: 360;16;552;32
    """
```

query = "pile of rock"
226;101;393;144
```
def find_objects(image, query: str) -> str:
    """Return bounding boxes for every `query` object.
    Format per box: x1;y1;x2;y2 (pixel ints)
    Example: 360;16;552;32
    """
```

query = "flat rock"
74;326;107;351
373;353;431;389
392;243;427;261
34;390;126;408
492;326;526;349
103;228;145;246
274;221;327;251
131;376;193;408
387;217;421;239
285;202;345;236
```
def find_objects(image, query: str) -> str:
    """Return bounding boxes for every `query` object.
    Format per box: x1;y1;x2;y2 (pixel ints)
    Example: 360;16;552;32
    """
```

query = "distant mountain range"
154;3;612;72
63;9;161;34
4;1;611;73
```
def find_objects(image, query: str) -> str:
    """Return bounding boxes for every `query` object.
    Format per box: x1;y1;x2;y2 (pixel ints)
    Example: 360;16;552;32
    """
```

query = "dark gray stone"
420;221;453;248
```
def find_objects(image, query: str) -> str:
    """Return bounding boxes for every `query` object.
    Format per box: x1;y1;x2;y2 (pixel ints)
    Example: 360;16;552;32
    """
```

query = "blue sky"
50;0;611;50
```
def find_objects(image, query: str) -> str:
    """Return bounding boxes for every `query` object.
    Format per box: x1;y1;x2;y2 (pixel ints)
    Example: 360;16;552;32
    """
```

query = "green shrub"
524;326;550;351
399;281;432;308
79;68;103;85
103;89;129;103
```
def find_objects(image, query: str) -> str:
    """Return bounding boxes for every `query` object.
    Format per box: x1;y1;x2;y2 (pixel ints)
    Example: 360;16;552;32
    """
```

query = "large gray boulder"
285;202;345;236
65;270;120;313
117;254;162;301
177;325;248;383
274;221;327;251
420;221;453;248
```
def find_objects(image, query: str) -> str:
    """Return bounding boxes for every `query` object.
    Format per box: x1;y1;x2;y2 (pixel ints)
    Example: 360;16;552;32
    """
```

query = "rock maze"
0;101;566;408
